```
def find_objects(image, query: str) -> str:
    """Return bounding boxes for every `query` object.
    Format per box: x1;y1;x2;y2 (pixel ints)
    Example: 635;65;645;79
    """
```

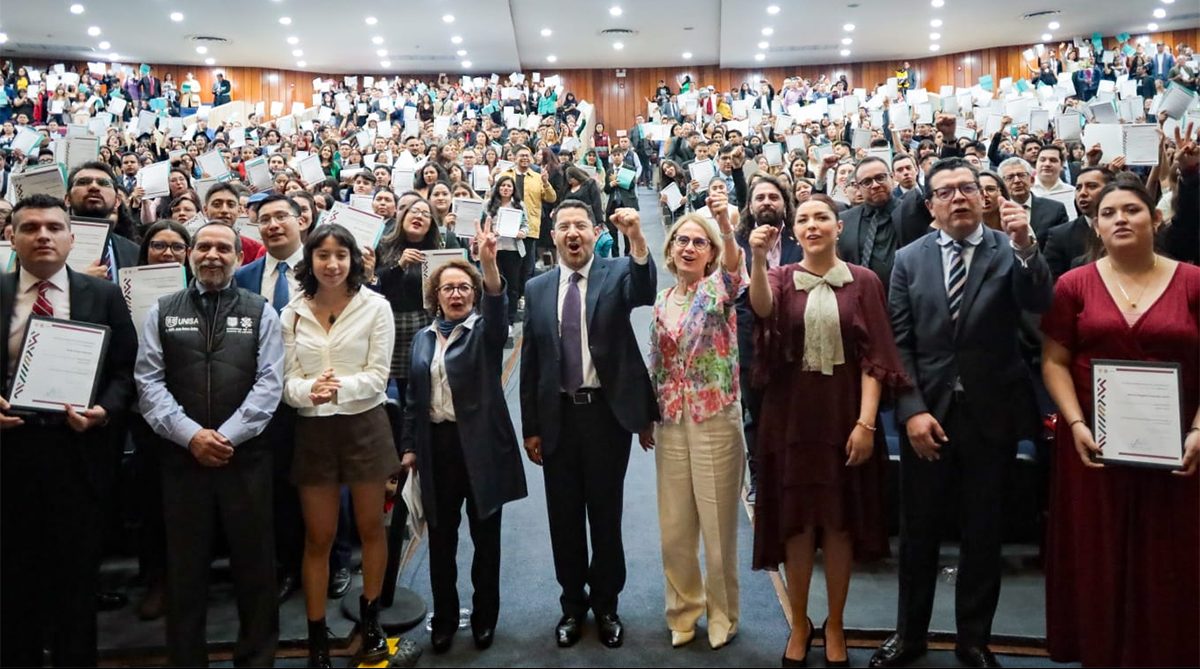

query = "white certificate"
495;207;524;238
763;142;783;166
391;168;415;193
470;165;492;192
1122;124;1161;166
65;217;111;271
118;263;187;330
10;164;67;201
322;202;386;251
296;153;325;185
53;136;99;171
451;198;484;233
1093;360;1184;470
138;161;171;199
8;317;111;413
422;249;469;289
197;150;229;179
687;159;716;188
660;182;684;212
244;157;273;191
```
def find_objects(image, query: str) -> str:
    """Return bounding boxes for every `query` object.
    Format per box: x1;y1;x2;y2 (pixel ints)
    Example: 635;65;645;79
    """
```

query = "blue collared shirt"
134;282;284;449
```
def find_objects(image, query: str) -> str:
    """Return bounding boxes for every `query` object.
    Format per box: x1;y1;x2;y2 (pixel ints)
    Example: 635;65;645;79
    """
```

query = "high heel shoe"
822;618;850;668
781;617;814;667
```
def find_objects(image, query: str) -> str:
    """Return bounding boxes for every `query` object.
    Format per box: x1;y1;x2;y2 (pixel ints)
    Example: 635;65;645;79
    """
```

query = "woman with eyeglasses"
402;219;527;654
648;189;747;650
748;194;909;666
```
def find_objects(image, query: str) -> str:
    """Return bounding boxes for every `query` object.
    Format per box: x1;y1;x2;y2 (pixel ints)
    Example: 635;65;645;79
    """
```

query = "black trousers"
1;423;102;667
264;406;304;577
497;250;524;321
130;415;168;581
426;423;502;634
896;398;1015;647
543;395;632;618
161;445;277;667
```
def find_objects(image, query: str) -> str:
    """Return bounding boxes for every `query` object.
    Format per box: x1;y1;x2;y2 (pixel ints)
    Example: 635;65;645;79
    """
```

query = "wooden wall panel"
12;28;1197;129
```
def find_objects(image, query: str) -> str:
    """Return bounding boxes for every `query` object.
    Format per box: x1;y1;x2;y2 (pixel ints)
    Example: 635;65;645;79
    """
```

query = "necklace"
1109;256;1157;309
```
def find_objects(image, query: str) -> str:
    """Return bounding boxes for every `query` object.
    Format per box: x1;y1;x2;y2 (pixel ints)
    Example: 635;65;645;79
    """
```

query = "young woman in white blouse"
280;223;402;668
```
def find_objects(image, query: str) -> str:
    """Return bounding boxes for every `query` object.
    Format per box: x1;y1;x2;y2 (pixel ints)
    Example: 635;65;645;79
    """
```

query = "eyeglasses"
1001;173;1031;183
855;173;890;188
73;176;114;188
439;284;474;296
931;183;982;201
149;241;188;253
258;212;295;225
673;235;711;250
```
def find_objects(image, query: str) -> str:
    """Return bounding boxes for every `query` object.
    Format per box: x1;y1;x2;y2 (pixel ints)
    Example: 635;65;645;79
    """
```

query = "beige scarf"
792;262;854;375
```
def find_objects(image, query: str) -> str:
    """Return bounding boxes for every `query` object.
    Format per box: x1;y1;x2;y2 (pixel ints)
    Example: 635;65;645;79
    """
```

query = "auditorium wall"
12;28;1198;129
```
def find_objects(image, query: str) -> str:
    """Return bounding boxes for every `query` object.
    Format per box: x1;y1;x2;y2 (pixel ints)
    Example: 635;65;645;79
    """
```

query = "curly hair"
423;259;483;318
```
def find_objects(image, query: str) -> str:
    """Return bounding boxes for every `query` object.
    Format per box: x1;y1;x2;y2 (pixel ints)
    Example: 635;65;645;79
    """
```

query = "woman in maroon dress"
748;195;909;666
1041;178;1200;667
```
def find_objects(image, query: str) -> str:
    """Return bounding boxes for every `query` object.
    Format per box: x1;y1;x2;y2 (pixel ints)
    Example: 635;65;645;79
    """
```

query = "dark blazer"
403;290;527;528
109;233;139;276
837;188;934;289
233;256;268;295
1026;193;1071;244
520;255;659;457
1;267;138;491
1149;52;1176;80
1043;216;1092;280
889;226;1053;444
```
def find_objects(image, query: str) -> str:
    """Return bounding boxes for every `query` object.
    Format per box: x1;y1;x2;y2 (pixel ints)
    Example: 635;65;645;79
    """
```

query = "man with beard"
836;157;932;291
66;162;140;281
1042;167;1111;280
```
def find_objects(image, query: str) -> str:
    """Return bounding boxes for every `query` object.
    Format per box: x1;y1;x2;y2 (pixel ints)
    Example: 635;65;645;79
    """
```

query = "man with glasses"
997;157;1069;246
66;162;140;282
836;157;931;291
872;158;1052;669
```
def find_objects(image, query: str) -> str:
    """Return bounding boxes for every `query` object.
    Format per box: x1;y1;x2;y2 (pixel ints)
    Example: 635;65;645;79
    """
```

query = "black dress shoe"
955;645;1001;668
277;573;300;604
96;591;128;612
556;615;582;647
431;628;455;654
327;567;352;599
868;633;927;668
597;613;624;648
472;626;495;650
782;617;814;667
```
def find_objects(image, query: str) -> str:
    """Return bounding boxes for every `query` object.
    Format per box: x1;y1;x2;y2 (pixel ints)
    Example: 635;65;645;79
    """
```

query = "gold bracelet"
855;419;876;432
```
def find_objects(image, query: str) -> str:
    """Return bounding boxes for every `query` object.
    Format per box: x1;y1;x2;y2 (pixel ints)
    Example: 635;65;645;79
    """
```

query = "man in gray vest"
134;222;284;667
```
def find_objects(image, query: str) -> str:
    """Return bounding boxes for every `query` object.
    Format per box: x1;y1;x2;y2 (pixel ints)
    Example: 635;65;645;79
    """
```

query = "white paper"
763;142;783;166
244;157;273;191
891;102;912;130
65;218;111;271
421;249;469;296
391;168;415;193
451;198;485;231
137;162;171;199
197;150;228;179
321;202;386;251
1041;189;1078;220
8;317;109;412
1093;361;1184;469
1055;112;1082;141
119;263;187;329
1122;124;1161;166
1159;85;1196;120
687;159;716;187
851;128;872;150
1089;99;1120;124
1029;109;1050;134
1081;123;1124;164
661;182;684;211
297;153;325;185
470;165;491;192
53;136;99;171
495;207;524;238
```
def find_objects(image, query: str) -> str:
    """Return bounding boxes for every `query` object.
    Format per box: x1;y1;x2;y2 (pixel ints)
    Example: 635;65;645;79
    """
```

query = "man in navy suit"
997;157;1071;246
1150;42;1176;83
870;158;1053;669
520;200;658;649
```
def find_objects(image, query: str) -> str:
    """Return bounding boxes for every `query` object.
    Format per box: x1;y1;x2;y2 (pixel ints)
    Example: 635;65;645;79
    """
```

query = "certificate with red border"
1092;359;1184;470
9;316;111;413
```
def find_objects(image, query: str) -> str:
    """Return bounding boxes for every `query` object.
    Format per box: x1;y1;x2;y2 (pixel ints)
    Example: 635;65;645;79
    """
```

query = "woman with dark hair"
482;175;528;326
538;147;566;262
561;165;605;232
140;168;194;225
281;223;406;668
403;222;527;653
1040;179;1199;668
593;122;611;162
375;197;463;403
658;160;688;223
414;162;449;200
168;192;203;225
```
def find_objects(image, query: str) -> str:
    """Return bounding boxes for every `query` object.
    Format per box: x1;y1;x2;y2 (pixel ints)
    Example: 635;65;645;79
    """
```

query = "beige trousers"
655;402;745;646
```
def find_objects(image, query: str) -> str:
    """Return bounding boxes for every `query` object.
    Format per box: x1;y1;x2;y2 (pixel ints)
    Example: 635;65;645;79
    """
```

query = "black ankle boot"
307;618;332;669
358;595;389;663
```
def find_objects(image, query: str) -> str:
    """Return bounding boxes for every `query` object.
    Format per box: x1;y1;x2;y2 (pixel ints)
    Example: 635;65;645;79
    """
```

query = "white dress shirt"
261;246;304;301
429;315;480;423
936;225;985;289
1031;179;1078;219
557;257;600;389
281;288;396;417
8;267;70;380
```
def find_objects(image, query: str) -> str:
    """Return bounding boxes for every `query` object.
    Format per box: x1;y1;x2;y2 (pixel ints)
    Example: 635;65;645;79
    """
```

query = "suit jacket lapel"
956;229;1000;338
545;266;562;353
68;268;95;321
0;271;17;393
921;236;951;330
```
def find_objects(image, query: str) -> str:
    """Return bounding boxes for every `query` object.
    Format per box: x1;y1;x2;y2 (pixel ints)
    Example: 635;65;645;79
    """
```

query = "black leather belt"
561;388;601;405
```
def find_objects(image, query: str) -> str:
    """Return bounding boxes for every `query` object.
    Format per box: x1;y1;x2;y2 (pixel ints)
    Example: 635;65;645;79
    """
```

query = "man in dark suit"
66;161;140;280
0;194;138;666
836;157;933;291
1072;61;1102;101
520;200;658;649
997;156;1070;245
1044;166;1111;280
1150;42;1176;83
871;158;1053;669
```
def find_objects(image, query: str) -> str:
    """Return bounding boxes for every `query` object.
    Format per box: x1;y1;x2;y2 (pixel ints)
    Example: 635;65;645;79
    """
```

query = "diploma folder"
9;316;111;414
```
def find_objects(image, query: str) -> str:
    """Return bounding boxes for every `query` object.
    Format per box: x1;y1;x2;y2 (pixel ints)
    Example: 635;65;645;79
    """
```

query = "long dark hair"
378;196;444;268
1085;176;1160;262
485;174;523;217
294;223;367;297
736;174;796;239
137;220;194;281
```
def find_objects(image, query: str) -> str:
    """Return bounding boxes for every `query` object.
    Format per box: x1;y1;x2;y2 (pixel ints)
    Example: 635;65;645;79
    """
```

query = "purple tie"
560;272;584;393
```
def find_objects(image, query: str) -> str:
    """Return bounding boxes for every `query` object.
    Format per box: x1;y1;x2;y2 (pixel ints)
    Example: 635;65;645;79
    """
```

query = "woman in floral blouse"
648;192;746;650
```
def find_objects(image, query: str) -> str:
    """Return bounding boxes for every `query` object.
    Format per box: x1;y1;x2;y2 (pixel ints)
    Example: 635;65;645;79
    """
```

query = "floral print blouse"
649;268;745;424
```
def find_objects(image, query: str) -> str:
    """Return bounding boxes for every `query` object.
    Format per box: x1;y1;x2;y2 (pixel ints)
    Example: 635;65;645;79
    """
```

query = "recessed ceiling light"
204;57;215;65
547;55;557;62
1041;32;1053;41
170;11;184;22
365;16;377;25
372;36;384;44
613;41;624;50
930;32;941;40
442;14;455;23
1047;21;1060;30
758;41;769;49
292;49;303;57
462;60;472;68
1153;8;1166;18
296;60;306;67
541;28;552;37
929;43;940;51
456;49;467;56
278;16;291;25
842;37;853;45
840;49;851;57
0;33;8;44
682;51;693;59
195;46;207;54
108;53;120;61
843;23;855;31
761;27;774;36
1147;22;1159;31
374;48;385;56
930;19;942;27
767;5;780;14
931;0;944;6
1162;0;1175;3
98;40;110;50
70;4;85;14
287;36;299;45
754;53;766;61
609;6;623;16
380;60;391;68
87;26;101;36
451;35;463;44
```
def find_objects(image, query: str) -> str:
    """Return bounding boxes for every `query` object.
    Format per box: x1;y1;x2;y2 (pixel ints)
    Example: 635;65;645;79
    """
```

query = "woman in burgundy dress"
1041;178;1200;667
748;195;909;666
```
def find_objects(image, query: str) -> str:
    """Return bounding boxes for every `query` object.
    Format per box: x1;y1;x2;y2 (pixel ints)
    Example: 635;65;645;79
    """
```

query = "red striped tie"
32;281;54;317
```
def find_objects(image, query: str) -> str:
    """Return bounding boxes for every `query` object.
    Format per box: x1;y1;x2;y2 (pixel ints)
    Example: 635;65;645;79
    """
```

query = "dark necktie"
272;261;290;313
560;272;584;393
101;242;115;281
861;208;883;263
125;176;136;192
947;241;967;322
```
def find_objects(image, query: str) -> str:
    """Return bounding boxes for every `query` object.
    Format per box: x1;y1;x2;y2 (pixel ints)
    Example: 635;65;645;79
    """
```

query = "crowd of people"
0;27;1197;669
